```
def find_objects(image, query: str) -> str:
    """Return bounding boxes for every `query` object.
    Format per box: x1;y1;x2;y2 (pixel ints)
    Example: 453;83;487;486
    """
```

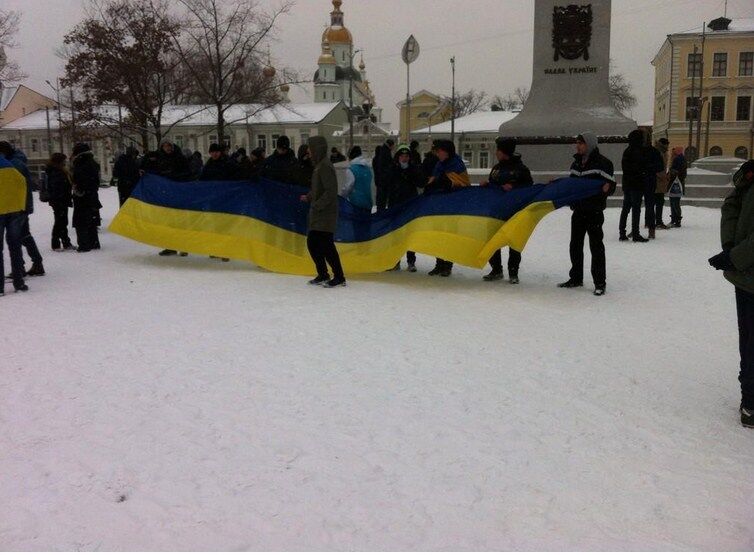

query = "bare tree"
165;0;297;141
0;9;26;85
62;0;197;151
609;73;637;114
446;89;488;119
490;87;530;111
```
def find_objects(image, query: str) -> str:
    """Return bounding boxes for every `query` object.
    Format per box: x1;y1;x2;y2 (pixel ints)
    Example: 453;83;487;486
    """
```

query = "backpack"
38;171;50;203
668;177;683;198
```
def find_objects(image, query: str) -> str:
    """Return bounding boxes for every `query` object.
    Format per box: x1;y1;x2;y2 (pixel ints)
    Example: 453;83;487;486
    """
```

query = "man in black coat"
71;143;102;253
200;143;239;181
421;142;439;183
409;140;422;167
481;138;534;283
619;129;650;242
151;141;191;182
261;135;298;184
372;138;395;211
558;132;616;296
387;144;425;272
113;146;141;206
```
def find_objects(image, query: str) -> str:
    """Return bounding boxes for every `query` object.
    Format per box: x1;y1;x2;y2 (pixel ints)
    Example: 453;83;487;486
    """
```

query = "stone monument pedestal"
499;0;636;170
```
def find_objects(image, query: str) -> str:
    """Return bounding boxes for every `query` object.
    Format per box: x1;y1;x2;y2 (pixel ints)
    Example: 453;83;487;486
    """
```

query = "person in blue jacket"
343;146;373;211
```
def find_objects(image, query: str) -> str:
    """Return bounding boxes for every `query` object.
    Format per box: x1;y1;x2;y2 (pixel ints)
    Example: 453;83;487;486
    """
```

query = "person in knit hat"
480;137;533;284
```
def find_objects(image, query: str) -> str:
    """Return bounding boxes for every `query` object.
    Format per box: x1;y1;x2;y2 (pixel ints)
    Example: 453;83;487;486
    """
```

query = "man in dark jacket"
262;135;298;184
149;141;191;182
46;152;74;251
421;142;439;183
71;143;101;253
372;138;395;211
558;132;616;296
300;136;345;288
387;143;425;272
481;138;534;283
409;140;422;166
619;129;650;242
0;142;44;277
710;159;754;428
200;143;239;181
114;147;141;206
330;147;346;164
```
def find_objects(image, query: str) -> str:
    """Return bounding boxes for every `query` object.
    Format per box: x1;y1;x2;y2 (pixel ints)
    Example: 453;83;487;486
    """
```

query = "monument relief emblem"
552;4;593;61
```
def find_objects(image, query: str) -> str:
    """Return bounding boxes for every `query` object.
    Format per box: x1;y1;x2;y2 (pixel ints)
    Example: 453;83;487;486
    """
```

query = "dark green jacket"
307;136;339;233
721;170;754;293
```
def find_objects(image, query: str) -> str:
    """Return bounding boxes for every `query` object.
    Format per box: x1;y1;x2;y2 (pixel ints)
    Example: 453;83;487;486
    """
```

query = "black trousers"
50;201;71;249
406;251;416;265
489;248;522;275
118;182;136;207
73;196;100;251
736;288;754;409
670;197;682;224
307;230;344;280
569;210;606;286
654;193;666;225
619;190;643;236
19;214;43;265
643;187;656;229
375;182;388;212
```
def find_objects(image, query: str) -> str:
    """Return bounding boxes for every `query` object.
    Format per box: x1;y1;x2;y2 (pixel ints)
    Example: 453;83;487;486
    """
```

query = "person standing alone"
301;136;346;288
709;160;754;428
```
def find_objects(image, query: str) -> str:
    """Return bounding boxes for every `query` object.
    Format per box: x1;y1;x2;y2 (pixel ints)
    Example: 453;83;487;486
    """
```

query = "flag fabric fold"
109;175;605;275
0;157;28;216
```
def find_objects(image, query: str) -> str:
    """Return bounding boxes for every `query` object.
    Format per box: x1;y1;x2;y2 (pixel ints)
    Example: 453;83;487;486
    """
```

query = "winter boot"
742;405;754;428
632;233;649;243
648;228;656;240
594;285;606;296
14;282;28;292
439;262;452;277
558;279;583;288
324;276;347;288
656;222;670;230
406;262;417;273
619;232;629;241
509;274;520;285
483;269;504;282
308;275;330;286
27;262;45;277
428;265;442;276
159;249;178;256
6;268;26;280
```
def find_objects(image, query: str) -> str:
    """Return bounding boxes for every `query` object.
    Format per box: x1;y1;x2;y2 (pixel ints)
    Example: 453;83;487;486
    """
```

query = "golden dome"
318;41;336;65
321;26;352;45
263;65;276;78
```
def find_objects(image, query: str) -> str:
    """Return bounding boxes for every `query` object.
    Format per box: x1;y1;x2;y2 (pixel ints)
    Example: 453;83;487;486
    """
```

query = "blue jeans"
1;213;26;292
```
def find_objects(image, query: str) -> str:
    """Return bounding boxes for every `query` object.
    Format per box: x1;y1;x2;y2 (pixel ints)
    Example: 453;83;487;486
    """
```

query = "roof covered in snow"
413;110;520;135
0;86;19;112
0;102;344;131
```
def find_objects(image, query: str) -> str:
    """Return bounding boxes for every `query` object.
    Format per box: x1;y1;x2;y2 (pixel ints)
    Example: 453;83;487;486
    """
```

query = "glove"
709;251;735;271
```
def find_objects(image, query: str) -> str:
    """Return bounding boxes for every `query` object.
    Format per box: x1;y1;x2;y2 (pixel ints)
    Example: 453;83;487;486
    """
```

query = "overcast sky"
4;0;754;127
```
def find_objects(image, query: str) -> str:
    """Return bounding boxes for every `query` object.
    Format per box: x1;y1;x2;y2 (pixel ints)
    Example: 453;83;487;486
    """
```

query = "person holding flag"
0;154;30;295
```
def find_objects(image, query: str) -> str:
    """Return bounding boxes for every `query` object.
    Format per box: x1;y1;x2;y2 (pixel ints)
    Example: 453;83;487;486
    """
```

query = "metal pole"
69;88;76;145
450;56;456;146
696;24;706;158
687;44;697;158
348;44;354;152
45;106;53;156
406;62;411;144
704;98;711;156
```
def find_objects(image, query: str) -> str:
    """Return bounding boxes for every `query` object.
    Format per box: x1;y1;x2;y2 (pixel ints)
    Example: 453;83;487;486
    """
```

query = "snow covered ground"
2;188;753;550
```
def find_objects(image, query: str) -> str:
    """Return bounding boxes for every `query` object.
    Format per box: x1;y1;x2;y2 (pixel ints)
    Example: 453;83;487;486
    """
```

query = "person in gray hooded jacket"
300;136;346;288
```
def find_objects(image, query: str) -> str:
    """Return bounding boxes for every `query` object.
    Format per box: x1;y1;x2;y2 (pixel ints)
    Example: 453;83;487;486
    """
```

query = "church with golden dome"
314;0;383;123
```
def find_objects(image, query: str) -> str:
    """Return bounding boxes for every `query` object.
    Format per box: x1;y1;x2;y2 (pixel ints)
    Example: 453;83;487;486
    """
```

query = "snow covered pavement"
1;188;752;550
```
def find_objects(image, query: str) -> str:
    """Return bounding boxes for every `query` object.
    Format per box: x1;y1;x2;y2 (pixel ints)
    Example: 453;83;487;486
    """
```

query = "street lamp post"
45;79;64;154
450;56;456;147
347;46;362;152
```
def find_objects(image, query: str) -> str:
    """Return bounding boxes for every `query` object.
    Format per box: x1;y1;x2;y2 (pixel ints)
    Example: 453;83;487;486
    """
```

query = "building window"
710;96;725;121
300;133;309;146
479;151;489;169
709;146;723;156
737;96;752;122
685;96;700;121
739;52;753;76
209;135;218;145
687;52;702;78
712;52;727;77
271;134;280;148
256;134;267;152
30;138;39;153
735;146;749;159
463;151;473;166
174;135;184;148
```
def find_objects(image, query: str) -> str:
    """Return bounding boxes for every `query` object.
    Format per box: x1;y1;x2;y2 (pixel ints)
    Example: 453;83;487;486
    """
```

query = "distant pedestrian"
113;146;141;206
200;143;238;181
668;146;687;227
300;136;346;288
421;142;439;183
330;147;346;164
71;143;102;253
409;140;422;166
387;143;424;272
654;138;671;229
262;135;298;185
709;159;754;428
372;138;395;211
343;145;373;211
558;132;615;296
45;152;74;251
618;129;650;242
189;151;204;180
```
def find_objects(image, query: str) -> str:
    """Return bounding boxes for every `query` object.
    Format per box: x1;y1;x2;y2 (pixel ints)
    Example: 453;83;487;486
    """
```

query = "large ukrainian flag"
110;175;604;275
0;157;27;216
